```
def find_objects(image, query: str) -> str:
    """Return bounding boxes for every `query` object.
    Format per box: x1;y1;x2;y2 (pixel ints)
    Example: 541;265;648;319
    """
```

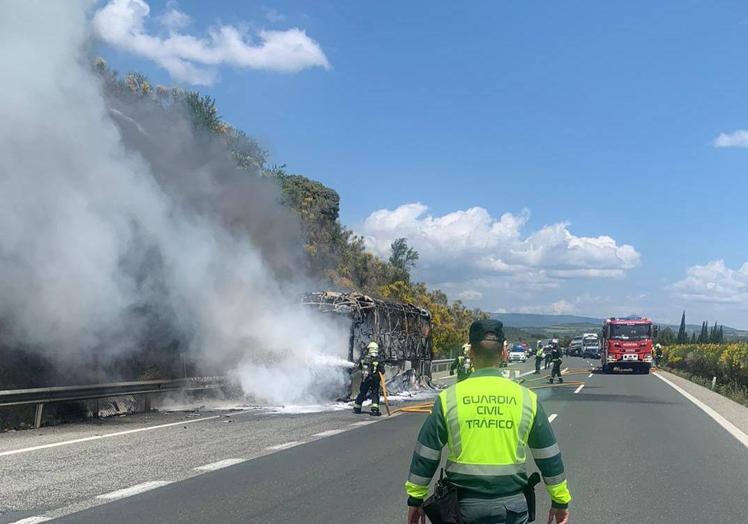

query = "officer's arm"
527;400;572;509
404;397;448;507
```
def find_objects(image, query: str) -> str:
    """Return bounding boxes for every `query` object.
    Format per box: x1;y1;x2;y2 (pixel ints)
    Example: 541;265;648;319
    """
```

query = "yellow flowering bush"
663;343;748;393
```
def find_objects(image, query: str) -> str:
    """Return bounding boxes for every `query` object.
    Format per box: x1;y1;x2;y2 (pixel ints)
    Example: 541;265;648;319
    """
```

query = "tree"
698;321;708;343
656;326;675;345
690;332;696;344
676;311;688;344
388;238;419;283
181;92;223;134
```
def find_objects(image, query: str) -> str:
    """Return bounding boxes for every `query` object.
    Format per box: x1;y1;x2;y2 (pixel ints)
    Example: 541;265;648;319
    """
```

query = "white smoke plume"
0;1;350;404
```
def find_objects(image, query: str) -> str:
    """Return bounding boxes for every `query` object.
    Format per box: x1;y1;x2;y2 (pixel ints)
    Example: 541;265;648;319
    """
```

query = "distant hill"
492;313;602;328
493;312;748;341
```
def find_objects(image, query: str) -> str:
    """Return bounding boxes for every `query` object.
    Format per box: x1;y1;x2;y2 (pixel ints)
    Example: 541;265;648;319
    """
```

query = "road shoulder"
655;369;748;444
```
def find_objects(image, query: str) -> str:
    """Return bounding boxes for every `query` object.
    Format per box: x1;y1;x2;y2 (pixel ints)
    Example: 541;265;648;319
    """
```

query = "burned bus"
302;291;432;396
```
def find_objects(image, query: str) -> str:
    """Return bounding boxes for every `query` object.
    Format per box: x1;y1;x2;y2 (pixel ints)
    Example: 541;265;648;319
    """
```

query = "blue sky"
93;0;748;327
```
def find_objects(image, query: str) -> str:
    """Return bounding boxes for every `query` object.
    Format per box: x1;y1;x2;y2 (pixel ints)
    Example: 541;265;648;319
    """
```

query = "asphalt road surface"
2;357;748;523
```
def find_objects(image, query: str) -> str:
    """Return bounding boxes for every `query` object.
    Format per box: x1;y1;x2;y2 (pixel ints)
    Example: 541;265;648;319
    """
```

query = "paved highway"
2;357;748;523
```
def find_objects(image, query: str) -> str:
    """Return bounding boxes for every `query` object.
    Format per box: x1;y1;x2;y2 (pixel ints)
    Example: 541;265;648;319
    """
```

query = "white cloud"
457;289;483;301
714;130;748;148
265;8;287;24
670;260;748;305
92;0;330;85
158;1;190;31
517;300;577;315
360;203;640;287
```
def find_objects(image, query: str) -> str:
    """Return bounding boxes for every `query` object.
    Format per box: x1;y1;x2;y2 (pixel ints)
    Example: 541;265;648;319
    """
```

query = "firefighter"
353;341;385;416
535;341;544;374
405;319;572;524
654;343;663;368
450;343;473;382
544;343;553;370
499;340;509;368
549;341;563;384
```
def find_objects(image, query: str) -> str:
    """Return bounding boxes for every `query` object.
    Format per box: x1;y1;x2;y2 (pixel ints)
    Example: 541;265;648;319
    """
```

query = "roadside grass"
663;367;748;408
662;343;748;407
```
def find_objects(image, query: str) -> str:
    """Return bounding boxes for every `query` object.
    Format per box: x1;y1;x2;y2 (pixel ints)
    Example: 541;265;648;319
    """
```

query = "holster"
422;469;462;524
522;472;541;522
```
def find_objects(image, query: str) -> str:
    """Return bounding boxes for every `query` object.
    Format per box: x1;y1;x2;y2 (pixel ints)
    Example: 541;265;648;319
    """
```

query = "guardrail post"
34;403;44;429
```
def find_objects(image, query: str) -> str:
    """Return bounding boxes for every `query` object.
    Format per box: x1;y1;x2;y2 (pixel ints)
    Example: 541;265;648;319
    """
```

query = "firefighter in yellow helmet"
450;343;473;382
353;341;385;416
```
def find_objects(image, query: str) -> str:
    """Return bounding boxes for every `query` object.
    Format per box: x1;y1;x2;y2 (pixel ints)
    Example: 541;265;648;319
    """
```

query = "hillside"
492;313;602;328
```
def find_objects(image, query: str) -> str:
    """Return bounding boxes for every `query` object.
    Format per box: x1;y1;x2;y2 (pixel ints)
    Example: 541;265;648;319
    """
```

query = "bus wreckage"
302;291;433;397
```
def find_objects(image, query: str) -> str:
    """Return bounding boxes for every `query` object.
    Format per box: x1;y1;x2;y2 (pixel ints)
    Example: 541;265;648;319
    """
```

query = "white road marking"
654;373;748;449
194;458;245;472
548;414;558;423
350;420;376;427
266;441;302;451
519;369;537;377
561;367;569;374
97;481;172;501
0;415;222;458
9;517;51;524
312;429;347;438
573;384;585;394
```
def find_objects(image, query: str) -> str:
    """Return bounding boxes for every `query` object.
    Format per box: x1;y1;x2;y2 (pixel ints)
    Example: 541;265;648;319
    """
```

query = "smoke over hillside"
0;1;350;403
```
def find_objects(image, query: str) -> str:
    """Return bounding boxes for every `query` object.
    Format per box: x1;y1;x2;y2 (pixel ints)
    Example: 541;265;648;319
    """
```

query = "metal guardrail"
0;377;226;429
430;359;453;380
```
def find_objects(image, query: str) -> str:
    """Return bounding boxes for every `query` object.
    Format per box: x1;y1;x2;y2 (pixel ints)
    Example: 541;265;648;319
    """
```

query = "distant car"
509;346;527;362
582;347;600;359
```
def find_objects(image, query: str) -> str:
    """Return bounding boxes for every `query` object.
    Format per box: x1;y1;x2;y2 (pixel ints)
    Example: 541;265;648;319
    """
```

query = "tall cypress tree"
690;332;696;343
698;321;708;343
676;311;688;344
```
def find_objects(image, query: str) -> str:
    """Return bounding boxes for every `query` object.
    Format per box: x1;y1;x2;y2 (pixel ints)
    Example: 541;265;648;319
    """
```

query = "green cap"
469;319;505;344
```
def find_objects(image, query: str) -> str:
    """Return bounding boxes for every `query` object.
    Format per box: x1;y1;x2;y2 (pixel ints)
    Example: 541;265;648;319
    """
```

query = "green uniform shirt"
404;368;571;509
450;355;473;381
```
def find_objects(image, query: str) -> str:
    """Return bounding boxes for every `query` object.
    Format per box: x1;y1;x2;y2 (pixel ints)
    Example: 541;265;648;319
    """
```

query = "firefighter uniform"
353;343;385;416
549;347;563;384
534;347;543;374
544;349;552;370
404;320;572;523
450;348;473;382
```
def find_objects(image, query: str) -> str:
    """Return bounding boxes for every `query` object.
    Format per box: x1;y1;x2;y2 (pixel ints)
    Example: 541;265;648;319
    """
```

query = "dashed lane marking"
266;441;303;451
194;458;246;472
350;420;377;427
548;414;558;423
312;429;347;438
0;415;222;458
9;517;52;524
97;481;172;501
654;372;748;449
573;384;585;394
588;373;593;378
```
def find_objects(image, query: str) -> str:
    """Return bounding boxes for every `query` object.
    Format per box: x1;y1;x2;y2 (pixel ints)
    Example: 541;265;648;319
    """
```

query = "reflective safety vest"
405;368;571;509
441;371;535;482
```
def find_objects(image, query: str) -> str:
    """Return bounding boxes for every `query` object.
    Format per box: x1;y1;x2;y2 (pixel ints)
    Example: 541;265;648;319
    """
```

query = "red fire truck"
601;316;658;374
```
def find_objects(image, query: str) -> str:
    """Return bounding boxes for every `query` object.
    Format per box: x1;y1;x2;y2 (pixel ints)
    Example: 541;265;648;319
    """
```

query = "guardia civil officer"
353;341;385;416
534;341;543;374
405;319;571;524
